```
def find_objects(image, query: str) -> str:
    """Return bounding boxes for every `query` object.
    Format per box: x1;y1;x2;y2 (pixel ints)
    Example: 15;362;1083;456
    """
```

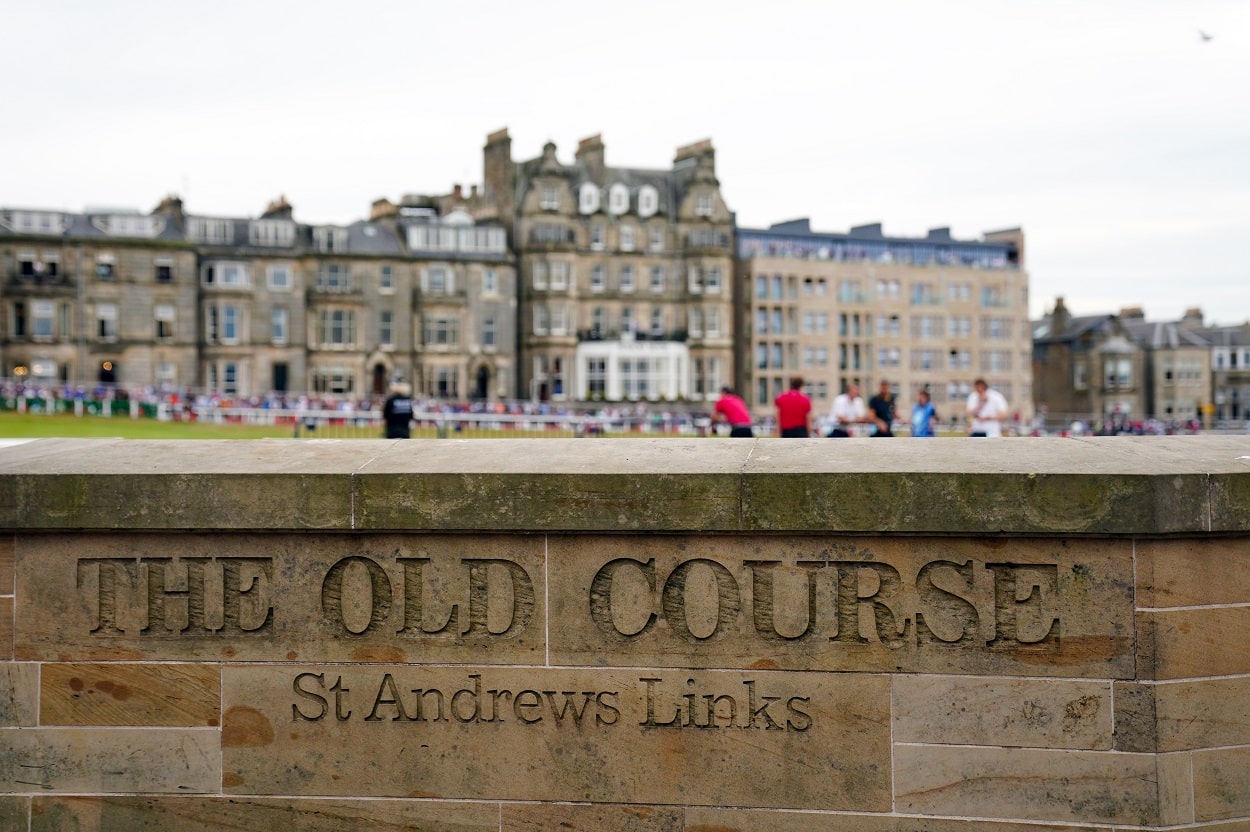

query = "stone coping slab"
1;436;1248;533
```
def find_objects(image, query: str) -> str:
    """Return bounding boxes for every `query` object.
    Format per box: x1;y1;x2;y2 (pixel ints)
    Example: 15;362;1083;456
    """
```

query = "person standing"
774;376;813;438
382;380;415;438
713;386;755;438
910;388;937;437
867;380;896;437
966;378;1008;437
826;382;868;437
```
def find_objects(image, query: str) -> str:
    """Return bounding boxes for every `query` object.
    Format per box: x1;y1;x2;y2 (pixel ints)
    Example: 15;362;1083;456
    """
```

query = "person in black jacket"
382;381;414;438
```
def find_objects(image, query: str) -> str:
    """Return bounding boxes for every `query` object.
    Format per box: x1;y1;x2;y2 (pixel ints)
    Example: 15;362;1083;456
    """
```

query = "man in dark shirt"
382;381;414;438
867;380;896;437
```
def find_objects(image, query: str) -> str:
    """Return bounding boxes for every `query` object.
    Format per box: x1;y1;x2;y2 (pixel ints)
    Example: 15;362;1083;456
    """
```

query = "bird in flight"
1199;29;1214;42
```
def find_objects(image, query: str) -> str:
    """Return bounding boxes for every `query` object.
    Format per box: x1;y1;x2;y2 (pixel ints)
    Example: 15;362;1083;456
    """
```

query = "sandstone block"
1136;539;1250;608
0;535;13;593
548;535;1133;677
893;675;1112;749
221;665;889;810
0;596;12;661
29;796;500;832
1137;607;1250;680
1194;746;1250;822
0;662;38;726
15;533;545;664
894;745;1193;826
0;727;218;794
501;803;684;832
40;663;220;727
685;807;1117;831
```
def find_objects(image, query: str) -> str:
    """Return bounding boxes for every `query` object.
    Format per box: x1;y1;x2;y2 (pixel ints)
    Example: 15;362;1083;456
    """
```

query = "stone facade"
2;436;1250;829
479;130;735;404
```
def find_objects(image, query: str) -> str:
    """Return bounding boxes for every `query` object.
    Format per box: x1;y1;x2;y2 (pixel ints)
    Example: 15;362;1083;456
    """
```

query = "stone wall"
2;436;1249;831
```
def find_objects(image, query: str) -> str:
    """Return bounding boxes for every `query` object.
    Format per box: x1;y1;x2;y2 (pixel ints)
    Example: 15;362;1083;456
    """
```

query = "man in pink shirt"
713;386;754;438
774;376;813;438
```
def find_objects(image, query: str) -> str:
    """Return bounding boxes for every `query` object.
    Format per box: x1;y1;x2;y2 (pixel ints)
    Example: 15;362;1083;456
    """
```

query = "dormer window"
578;183;600;214
250;220;295;247
608;183;629;215
541;186;560;210
314;227;349;253
638;185;658;218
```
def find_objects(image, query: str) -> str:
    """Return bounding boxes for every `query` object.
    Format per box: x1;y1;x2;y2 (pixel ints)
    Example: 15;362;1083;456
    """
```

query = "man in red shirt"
774;376;813;438
713;386;754;437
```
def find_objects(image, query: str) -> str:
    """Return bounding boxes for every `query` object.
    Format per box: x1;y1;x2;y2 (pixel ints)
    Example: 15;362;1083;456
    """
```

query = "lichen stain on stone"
221;706;275;748
222;772;245;788
1063;694;1102;732
748;658;780;670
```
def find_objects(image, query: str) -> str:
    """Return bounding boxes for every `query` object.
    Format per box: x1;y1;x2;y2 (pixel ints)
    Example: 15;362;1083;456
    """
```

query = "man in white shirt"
827;383;868;437
966;378;1009;437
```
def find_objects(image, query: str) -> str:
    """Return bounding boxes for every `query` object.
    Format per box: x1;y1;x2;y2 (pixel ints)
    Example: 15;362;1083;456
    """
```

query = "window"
650;307;664;337
591;306;605;335
96;254;115;279
688;265;703;294
155;304;175;340
320;309;356;346
432;366;458;398
533;305;549;335
620;226;635;252
649;226;664;251
705;267;722;294
620;265;635;293
579;183;600;214
482;316;496;349
271;307;288;345
696;193;713;216
378;310;393;348
379;266;394;292
587;358;606;398
621;306;634;333
755;275;768;300
590;264;605;292
541;186;559;210
591;224;605;250
312;366;355;395
222;362;239;395
426;267;451;294
155;258;174;283
638;185;659;218
689;308;703;337
249;220;295;247
96;303;118;341
706;308;721;337
187;217;232;244
609;183;629;215
550;261;569;291
314;227;349;253
650;266;665;293
221;305;240;343
204;262;249;288
482;268;497;295
532;262;548;290
316;264;351;292
550;305;568;336
267;263;292;291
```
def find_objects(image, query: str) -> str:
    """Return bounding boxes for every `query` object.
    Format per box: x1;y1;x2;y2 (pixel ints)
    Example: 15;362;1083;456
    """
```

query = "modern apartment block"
735;220;1031;425
471;130;735;404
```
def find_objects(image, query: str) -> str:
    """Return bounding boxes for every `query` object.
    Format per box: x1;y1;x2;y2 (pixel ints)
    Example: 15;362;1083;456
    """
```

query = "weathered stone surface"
1138;607;1250;680
15;533;545;663
684;808;1115;831
893;675;1112;749
501;803;684;832
0;662;38;726
1117;677;1250;753
549;535;1134;677
29;796;499;832
354;439;748;531
1194;746;1250;822
0;596;12;661
221;665;889;810
894;745;1193;826
0;534;13;592
40;663;220;727
0;727;218;794
0;796;28;831
0;439;356;530
1136;539;1250;608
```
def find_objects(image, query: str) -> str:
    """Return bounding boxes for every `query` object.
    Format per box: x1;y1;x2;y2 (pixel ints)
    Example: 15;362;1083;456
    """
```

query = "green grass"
0;412;296;439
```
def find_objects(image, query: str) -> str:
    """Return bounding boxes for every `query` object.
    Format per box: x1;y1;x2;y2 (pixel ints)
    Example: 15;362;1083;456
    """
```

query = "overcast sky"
3;0;1247;324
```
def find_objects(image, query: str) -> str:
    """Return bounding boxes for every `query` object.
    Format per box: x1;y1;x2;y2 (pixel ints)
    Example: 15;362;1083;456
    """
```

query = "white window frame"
266;263;293;291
